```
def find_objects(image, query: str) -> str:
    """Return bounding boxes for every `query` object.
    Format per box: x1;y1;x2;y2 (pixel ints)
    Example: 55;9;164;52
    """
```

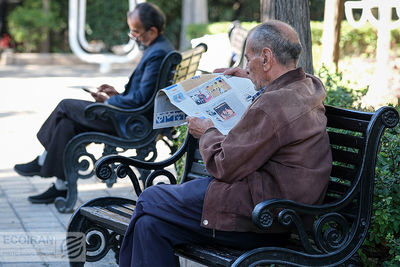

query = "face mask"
136;39;148;51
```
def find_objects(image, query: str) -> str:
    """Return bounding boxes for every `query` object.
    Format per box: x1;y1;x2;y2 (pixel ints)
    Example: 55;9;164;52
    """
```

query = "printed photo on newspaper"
153;74;257;135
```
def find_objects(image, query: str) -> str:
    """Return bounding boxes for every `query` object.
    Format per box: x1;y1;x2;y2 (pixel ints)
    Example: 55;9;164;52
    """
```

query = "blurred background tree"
4;0;329;53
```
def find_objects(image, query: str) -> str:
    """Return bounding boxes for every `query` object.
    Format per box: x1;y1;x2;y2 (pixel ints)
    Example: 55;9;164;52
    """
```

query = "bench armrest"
252;198;357;254
85;102;154;140
95;133;190;195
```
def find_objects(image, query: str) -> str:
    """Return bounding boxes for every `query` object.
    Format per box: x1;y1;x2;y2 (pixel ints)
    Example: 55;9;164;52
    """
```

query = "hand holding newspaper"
153;74;257;135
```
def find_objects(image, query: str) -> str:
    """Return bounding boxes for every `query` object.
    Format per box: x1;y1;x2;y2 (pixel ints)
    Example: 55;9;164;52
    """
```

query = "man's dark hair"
249;21;302;66
129;2;166;33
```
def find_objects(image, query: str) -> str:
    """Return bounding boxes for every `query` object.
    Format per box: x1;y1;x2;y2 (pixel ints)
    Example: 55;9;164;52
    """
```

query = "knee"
137;184;163;203
57;99;75;110
135;214;160;233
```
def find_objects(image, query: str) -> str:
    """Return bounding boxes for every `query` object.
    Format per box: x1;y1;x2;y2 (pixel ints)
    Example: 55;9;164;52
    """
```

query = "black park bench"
67;105;399;266
228;20;248;68
54;43;207;213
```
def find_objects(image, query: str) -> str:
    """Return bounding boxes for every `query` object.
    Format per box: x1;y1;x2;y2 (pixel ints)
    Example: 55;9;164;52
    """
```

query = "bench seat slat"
175;244;243;267
107;205;135;218
122;203;135;211
80;206;130;235
186;173;212;181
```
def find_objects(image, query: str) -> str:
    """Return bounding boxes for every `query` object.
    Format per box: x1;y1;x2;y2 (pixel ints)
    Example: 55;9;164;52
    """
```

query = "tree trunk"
180;0;208;50
40;0;50;53
260;0;313;74
321;0;344;71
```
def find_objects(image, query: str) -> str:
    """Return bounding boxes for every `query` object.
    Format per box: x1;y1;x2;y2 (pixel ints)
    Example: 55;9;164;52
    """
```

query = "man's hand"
186;116;214;139
213;67;249;78
91;84;120;103
97;84;119;96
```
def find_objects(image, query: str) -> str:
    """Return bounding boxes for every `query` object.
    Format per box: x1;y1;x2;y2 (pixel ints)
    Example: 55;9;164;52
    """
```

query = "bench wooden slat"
194;149;203;161
328;132;364;149
190;162;210;176
327;180;351;196
107;205;135;218
331;148;361;166
326;115;369;132
175;244;243;267
80;206;130;235
186;173;212;181
330;165;357;182
121;203;135;211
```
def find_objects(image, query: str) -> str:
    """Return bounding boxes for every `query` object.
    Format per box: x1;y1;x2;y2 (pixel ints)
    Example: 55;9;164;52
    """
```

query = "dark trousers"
36;99;116;180
119;178;289;267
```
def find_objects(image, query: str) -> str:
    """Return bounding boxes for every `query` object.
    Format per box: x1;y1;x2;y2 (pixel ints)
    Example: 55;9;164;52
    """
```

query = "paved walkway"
0;63;187;266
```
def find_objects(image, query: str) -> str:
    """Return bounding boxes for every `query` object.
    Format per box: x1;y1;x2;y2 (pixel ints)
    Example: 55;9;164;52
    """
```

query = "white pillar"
180;0;208;50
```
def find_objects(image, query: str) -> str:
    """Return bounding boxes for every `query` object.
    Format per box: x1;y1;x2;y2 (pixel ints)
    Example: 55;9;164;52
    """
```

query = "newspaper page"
153;74;257;135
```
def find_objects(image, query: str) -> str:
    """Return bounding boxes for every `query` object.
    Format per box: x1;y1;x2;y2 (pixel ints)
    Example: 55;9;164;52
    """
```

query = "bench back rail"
228;21;248;68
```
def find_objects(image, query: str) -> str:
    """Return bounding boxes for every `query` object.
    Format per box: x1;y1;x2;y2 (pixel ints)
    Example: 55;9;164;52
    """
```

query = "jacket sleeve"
199;107;280;183
107;50;165;108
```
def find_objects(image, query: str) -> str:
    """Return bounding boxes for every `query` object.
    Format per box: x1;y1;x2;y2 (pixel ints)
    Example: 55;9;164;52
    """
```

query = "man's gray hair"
248;21;302;66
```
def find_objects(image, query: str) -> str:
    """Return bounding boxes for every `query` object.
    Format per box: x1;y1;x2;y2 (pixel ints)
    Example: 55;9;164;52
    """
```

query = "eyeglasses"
127;30;148;41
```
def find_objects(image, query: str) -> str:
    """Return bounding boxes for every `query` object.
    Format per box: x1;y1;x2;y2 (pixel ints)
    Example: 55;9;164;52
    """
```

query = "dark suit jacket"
107;34;174;109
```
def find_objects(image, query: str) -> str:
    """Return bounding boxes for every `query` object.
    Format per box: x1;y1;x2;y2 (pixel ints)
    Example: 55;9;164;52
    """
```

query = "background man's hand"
186;116;214;139
213;67;249;78
91;84;120;102
97;84;119;96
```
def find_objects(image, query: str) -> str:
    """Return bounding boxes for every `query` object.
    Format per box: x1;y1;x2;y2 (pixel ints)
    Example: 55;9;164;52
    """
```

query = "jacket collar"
265;67;306;93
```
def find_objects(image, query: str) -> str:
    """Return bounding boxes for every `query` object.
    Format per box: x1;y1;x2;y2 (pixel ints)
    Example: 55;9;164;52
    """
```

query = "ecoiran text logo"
0;232;85;262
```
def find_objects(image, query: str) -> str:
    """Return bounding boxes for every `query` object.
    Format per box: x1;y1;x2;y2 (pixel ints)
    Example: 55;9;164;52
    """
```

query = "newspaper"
153;74;257;135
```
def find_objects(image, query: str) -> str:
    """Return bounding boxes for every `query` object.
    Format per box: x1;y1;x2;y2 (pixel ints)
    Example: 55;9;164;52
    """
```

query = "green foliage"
186;21;258;41
310;21;400;59
148;0;182;49
85;0;130;52
171;125;188;180
208;0;260;22
85;0;183;50
309;0;325;21
8;0;63;52
316;65;366;109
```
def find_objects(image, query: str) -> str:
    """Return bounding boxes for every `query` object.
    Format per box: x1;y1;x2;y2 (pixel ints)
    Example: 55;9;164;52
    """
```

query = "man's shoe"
14;156;42;177
28;184;67;204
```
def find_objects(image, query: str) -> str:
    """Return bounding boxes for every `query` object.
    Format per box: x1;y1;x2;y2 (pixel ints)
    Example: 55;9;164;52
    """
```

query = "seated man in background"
14;2;174;204
118;20;332;266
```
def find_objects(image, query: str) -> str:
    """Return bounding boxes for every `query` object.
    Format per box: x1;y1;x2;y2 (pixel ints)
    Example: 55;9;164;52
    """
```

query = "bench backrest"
228;21;248;68
321;106;399;227
179;105;399;213
146;43;208;113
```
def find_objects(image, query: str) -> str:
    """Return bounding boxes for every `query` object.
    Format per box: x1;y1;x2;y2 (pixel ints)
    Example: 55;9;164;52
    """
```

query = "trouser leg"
119;178;290;266
37;99;116;180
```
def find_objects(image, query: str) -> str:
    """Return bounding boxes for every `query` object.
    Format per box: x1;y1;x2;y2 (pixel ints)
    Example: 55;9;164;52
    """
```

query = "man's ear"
262;48;273;70
148;26;159;37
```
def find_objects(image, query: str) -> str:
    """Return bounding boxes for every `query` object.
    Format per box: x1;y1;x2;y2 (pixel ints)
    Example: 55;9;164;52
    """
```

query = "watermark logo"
0;232;85;262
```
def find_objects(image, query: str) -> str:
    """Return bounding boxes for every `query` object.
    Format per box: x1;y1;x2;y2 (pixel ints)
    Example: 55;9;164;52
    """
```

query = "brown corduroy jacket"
199;68;332;233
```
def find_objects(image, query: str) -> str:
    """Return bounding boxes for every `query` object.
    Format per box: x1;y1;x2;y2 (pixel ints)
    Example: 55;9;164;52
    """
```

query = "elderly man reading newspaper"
119;20;332;266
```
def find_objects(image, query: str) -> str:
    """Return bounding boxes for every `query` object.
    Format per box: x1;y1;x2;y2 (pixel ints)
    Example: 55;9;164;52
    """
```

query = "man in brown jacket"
119;20;332;266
